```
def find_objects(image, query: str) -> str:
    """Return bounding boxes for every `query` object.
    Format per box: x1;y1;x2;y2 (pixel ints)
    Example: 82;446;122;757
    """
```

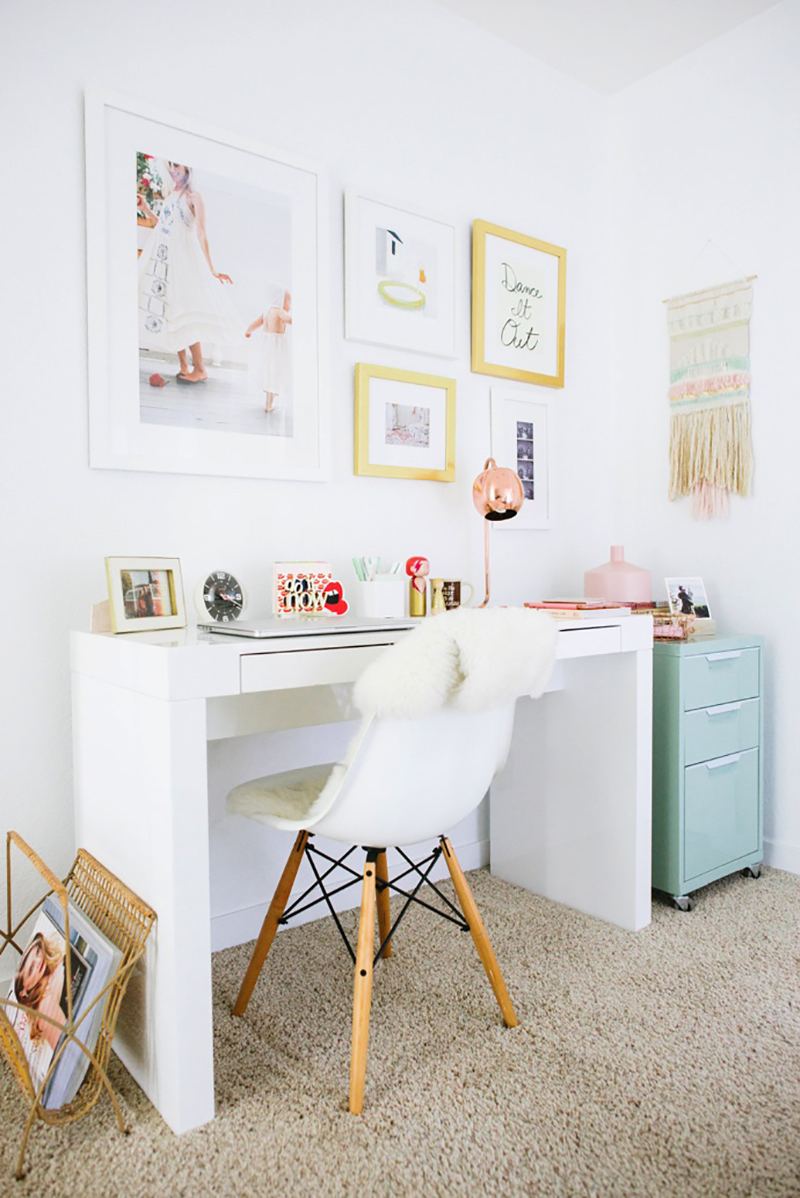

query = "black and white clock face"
201;571;245;623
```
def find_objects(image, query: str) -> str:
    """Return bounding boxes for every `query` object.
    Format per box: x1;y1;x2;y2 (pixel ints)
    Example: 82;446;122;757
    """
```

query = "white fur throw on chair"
354;606;557;719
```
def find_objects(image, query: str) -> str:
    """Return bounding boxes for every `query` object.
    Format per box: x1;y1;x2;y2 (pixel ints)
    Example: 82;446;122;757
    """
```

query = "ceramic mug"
441;579;474;610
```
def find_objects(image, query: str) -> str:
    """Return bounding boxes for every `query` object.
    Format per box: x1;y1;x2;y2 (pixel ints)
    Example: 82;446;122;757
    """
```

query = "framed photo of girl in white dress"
85;91;329;480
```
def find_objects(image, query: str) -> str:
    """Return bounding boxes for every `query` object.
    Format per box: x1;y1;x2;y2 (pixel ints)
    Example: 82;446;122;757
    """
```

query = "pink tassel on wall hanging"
665;278;754;519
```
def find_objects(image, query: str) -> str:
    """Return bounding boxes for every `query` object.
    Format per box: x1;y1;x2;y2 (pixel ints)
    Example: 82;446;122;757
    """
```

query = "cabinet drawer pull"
704;651;742;662
706;702;743;717
705;753;742;770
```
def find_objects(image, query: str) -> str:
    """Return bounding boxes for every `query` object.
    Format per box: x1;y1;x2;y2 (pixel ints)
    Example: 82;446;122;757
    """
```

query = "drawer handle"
704;651;742;662
706;753;742;770
706;702;743;717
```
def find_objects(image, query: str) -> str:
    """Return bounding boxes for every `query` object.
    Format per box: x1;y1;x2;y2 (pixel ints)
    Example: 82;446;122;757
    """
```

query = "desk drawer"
683;698;760;766
241;643;388;693
684;748;759;880
683;648;759;711
556;624;621;659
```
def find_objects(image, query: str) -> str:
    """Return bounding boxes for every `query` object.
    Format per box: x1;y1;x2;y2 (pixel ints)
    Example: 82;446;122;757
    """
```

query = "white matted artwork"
85;90;329;480
490;387;552;528
345;192;457;357
354;364;455;481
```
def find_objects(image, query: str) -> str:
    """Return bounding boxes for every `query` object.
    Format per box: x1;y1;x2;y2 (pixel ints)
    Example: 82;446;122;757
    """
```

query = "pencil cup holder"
355;578;406;618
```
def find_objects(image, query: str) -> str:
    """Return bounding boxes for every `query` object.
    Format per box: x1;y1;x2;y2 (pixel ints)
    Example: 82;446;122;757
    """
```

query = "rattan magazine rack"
0;831;156;1178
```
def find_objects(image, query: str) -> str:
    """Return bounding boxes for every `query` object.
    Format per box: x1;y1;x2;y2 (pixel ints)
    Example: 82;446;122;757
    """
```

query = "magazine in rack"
5;896;122;1109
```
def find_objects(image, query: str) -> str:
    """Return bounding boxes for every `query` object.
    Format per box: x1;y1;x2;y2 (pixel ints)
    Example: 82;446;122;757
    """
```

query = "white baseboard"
211;837;489;953
763;837;800;876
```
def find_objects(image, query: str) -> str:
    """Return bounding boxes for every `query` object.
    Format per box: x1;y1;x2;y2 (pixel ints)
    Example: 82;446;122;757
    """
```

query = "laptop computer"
196;614;416;639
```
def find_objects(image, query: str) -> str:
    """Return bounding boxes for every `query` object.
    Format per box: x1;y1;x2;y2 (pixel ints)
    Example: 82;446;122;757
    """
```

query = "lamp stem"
479;519;490;608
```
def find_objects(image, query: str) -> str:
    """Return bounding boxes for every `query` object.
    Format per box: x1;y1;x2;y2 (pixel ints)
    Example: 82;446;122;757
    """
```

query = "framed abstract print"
345;191;457;357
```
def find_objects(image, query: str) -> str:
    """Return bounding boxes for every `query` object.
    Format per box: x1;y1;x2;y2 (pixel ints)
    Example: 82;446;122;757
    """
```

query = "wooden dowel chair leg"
349;851;378;1114
233;830;309;1017
440;836;519;1028
376;849;392;959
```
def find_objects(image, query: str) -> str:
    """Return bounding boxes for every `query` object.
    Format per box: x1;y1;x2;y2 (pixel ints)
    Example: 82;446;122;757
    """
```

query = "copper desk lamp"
472;457;524;607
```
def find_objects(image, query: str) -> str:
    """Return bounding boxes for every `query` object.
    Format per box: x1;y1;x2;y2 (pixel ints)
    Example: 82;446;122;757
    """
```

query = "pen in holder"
355;576;406;618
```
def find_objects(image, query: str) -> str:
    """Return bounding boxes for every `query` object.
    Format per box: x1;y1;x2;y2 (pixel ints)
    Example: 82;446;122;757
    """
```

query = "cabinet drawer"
683;698;760;766
683;648;759;711
684;748;759;880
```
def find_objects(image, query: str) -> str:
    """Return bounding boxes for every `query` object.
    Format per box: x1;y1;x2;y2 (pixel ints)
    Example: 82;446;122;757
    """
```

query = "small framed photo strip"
345;191;457;357
354;363;456;482
490;387;552;528
472;219;566;387
105;556;187;632
665;577;712;619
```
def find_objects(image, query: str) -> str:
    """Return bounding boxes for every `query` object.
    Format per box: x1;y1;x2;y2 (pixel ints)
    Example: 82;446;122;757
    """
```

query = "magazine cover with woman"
4;897;121;1108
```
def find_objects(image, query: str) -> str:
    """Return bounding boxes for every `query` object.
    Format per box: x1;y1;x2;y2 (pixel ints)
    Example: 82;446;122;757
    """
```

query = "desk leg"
72;672;215;1133
490;648;652;932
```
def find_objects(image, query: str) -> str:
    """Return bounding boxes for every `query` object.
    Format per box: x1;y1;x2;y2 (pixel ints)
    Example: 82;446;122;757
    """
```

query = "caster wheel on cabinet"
742;865;762;879
672;896;693;912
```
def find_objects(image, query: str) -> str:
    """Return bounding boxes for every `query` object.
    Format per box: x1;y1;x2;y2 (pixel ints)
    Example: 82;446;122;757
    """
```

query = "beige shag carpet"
2;867;799;1197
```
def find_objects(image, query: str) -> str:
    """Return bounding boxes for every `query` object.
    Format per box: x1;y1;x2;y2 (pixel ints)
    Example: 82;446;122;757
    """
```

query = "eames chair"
227;607;557;1113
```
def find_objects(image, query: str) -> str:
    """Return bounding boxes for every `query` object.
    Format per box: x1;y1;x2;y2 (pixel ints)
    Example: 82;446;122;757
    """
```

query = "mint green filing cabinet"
652;635;764;911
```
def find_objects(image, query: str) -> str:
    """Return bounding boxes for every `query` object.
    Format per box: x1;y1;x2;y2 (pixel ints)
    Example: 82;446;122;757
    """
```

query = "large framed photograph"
345;191;457;357
354;364;456;481
85;90;329;481
472;219;566;388
490;387;552;528
105;557;187;633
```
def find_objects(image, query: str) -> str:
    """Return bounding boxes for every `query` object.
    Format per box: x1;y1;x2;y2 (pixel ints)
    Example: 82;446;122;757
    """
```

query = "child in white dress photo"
137;161;240;384
245;290;292;412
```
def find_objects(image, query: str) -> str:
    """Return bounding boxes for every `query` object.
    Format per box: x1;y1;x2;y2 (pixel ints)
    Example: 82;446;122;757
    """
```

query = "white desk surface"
70;610;653;1135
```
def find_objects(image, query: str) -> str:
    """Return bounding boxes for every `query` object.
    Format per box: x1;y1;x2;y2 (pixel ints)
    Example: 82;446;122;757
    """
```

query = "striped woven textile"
666;279;753;518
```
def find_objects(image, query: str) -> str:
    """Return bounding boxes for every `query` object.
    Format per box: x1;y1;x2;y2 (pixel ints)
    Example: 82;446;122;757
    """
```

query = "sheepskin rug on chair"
354;606;558;719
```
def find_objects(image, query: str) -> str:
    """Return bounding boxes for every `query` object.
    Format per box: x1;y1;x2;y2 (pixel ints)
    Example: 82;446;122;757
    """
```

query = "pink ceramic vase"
584;546;651;604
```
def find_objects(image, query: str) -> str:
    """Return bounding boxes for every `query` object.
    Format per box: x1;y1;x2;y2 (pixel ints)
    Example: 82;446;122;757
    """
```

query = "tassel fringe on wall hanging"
665;278;754;519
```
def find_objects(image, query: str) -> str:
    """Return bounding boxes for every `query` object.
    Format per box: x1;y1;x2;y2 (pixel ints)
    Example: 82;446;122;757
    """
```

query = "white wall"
609;0;800;870
0;1;614;920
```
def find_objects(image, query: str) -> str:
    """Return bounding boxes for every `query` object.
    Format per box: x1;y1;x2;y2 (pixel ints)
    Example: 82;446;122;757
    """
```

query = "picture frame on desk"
354;363;456;482
344;191;457;358
105;556;187;633
490;387;552;528
85;90;329;482
472;219;566;388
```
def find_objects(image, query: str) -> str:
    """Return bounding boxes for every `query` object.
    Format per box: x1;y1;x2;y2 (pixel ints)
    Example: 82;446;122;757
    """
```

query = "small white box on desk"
355;577;406;618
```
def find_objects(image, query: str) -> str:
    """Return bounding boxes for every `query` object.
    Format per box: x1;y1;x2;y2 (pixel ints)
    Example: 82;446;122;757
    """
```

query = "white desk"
70;613;652;1134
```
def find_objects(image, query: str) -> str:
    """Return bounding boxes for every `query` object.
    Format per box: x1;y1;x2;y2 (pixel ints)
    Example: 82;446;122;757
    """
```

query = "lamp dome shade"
472;458;524;522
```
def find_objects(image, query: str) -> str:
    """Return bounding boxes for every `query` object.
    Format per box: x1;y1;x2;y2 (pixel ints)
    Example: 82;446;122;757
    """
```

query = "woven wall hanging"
665;278;754;519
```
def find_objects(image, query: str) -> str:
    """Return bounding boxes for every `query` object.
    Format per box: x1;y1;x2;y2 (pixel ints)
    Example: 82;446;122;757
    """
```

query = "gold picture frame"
472;219;566;388
104;556;186;633
354;363;456;481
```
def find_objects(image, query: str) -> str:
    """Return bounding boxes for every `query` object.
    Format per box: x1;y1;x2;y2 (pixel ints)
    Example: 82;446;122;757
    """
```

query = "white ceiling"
432;0;781;93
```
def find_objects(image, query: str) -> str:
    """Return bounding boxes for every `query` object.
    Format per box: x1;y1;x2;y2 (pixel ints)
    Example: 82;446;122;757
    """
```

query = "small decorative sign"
472;219;566;388
273;561;349;616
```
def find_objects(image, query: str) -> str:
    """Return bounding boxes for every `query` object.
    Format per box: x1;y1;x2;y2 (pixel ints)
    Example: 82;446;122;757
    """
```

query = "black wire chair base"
279;837;469;967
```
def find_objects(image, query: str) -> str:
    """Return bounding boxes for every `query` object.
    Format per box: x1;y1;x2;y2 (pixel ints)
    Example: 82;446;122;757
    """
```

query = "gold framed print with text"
472;219;566;388
354;363;455;481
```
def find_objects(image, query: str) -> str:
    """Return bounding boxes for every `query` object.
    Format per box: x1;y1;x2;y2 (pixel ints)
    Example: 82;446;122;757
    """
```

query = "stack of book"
525;599;632;619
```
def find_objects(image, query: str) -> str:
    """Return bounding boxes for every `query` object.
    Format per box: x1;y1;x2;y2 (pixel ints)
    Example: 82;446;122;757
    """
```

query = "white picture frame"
665;577;712;620
85;90;329;481
490;387;552;528
344;190;457;357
